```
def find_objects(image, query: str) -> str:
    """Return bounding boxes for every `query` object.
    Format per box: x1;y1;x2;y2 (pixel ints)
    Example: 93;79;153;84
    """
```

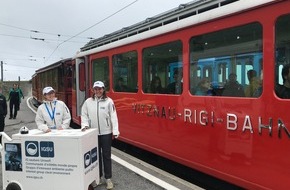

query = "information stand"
1;129;99;190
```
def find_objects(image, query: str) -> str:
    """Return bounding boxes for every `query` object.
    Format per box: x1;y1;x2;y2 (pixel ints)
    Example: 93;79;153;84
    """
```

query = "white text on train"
132;104;290;139
184;109;290;139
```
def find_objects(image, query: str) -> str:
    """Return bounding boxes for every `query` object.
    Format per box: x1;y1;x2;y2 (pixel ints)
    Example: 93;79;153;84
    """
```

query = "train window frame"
275;13;290;99
92;57;110;91
112;50;138;93
142;40;183;95
189;22;263;97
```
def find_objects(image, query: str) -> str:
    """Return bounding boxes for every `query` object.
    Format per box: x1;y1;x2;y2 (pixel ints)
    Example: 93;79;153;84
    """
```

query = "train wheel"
88;185;94;190
6;182;21;190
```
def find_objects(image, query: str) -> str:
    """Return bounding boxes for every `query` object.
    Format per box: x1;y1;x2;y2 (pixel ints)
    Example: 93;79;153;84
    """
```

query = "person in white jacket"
35;86;71;133
81;81;119;190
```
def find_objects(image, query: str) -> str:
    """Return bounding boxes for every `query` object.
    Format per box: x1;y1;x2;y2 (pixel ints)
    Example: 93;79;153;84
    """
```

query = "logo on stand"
84;147;98;168
84;151;91;168
25;141;39;157
91;147;98;163
25;141;54;158
40;141;54;157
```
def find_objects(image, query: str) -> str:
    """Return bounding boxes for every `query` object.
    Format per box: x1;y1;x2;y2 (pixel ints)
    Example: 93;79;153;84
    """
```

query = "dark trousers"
9;101;19;118
98;133;112;179
0;115;5;143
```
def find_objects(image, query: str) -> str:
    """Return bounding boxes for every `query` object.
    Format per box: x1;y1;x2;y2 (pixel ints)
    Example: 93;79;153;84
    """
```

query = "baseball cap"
93;81;105;88
43;86;55;95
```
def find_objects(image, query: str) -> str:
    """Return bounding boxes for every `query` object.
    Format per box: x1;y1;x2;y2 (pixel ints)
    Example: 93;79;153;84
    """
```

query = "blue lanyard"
45;101;56;121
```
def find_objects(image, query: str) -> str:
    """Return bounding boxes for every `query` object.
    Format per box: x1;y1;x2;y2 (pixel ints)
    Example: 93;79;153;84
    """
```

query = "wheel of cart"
6;182;22;190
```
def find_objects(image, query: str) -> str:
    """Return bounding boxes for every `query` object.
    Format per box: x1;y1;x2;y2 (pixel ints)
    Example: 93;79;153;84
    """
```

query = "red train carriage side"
71;0;290;189
32;58;73;113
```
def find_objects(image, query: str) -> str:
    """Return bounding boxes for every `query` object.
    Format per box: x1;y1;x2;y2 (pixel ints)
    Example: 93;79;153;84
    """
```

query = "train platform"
0;97;203;190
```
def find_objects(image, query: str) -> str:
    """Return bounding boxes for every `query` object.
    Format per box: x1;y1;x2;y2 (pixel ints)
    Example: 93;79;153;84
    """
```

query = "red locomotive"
33;0;290;189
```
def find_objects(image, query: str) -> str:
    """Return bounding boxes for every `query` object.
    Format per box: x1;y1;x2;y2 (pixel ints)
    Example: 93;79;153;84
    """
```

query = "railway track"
112;140;244;190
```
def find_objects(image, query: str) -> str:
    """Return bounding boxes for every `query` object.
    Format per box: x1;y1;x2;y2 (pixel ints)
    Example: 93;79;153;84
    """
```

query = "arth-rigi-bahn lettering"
132;103;290;139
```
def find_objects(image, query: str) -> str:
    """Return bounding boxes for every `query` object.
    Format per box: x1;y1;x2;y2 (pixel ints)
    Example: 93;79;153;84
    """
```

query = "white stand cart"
0;129;99;190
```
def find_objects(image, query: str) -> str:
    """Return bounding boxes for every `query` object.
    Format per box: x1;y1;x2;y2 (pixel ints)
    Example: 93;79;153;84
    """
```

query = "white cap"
93;81;105;88
43;86;55;95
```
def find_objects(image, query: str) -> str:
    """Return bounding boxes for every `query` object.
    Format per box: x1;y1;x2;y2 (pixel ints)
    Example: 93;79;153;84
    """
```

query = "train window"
64;64;72;89
72;62;76;91
79;62;85;91
113;51;138;93
58;67;64;91
190;22;263;97
275;14;290;99
46;69;58;92
142;40;183;94
92;57;109;91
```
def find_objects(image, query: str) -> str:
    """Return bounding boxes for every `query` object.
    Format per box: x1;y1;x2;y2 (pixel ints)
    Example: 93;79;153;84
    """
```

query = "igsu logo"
91;147;98;163
25;141;39;157
25;141;54;158
40;141;54;158
84;151;91;168
84;147;98;168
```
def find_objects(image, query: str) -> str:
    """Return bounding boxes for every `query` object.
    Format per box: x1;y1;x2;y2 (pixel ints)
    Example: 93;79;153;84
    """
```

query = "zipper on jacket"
50;102;56;127
106;118;109;126
97;100;101;135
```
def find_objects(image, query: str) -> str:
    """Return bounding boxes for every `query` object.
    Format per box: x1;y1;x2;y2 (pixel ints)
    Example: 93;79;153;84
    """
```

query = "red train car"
70;0;290;189
32;58;73;112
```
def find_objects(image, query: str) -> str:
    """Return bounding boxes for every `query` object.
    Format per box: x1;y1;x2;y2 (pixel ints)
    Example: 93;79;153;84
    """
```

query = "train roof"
76;0;276;57
35;58;72;74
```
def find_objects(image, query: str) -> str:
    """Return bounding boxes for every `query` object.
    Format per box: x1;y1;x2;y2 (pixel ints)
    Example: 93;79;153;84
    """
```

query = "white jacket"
35;99;71;132
81;96;119;136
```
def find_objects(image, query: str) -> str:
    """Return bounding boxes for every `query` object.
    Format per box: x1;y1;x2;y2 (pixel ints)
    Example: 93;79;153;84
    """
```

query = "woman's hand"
45;128;51;133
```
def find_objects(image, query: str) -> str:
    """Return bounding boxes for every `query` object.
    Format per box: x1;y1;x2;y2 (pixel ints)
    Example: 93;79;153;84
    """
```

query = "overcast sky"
0;0;193;81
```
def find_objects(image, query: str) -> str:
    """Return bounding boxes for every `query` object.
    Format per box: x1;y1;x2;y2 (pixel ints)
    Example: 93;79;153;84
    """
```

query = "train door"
63;61;73;113
75;58;86;117
235;53;262;86
168;62;182;83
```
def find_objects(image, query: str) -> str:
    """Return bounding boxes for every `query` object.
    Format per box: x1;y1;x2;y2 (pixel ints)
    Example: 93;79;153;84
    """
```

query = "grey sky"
0;0;192;81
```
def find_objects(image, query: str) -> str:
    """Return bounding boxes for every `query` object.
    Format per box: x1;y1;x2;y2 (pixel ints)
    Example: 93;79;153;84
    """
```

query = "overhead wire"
1;61;41;69
45;0;139;63
0;22;94;40
0;33;87;43
0;0;139;66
